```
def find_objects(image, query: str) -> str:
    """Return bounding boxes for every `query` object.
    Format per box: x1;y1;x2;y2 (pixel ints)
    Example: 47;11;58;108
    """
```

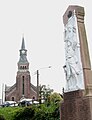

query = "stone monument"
60;5;92;120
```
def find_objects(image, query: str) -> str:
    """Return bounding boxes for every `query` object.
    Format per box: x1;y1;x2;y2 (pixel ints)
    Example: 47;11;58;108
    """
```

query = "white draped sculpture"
64;11;85;92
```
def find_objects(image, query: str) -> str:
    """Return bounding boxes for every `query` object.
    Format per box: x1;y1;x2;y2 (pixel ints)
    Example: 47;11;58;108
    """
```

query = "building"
5;37;37;102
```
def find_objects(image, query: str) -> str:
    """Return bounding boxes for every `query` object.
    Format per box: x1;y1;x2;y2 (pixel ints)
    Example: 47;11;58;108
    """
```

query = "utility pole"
37;70;39;100
2;83;4;104
36;66;51;101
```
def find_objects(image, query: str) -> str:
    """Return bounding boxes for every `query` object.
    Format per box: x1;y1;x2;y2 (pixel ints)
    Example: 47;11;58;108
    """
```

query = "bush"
13;107;35;120
13;104;60;120
0;97;61;120
0;107;22;120
33;104;60;120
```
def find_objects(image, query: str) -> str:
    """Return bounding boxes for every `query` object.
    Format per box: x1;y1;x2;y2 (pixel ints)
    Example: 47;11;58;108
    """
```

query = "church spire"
21;36;25;50
18;36;29;72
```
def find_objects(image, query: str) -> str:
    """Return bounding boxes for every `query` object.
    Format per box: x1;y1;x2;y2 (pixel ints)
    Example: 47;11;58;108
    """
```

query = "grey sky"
0;0;92;98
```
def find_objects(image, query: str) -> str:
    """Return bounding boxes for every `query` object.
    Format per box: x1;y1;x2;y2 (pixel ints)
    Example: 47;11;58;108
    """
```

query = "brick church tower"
16;37;31;101
5;37;37;102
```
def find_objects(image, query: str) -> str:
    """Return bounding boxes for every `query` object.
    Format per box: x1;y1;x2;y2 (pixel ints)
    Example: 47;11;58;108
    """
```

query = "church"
5;37;37;102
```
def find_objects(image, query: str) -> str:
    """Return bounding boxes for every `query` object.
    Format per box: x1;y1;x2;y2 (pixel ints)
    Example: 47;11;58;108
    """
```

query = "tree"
39;85;53;104
13;86;63;120
50;92;63;105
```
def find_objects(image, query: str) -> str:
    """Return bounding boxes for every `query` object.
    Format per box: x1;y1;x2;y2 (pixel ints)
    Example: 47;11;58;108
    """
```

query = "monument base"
60;90;92;120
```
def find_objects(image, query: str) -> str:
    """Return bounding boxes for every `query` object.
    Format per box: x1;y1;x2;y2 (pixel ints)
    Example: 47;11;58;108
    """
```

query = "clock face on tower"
22;50;25;54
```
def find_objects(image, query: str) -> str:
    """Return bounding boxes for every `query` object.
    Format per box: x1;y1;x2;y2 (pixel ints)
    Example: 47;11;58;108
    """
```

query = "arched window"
20;66;22;69
32;96;35;100
12;97;14;101
22;76;24;95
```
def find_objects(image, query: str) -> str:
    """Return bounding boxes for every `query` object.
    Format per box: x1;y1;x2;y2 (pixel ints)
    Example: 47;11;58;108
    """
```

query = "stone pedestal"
60;90;92;120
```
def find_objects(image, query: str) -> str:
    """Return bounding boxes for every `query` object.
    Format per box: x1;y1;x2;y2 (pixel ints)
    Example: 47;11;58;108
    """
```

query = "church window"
20;66;22;69
12;97;14;101
32;96;35;100
22;76;24;95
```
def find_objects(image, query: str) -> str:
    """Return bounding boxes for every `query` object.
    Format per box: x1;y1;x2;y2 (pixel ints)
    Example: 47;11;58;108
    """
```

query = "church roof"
5;83;37;93
5;84;16;92
30;83;37;92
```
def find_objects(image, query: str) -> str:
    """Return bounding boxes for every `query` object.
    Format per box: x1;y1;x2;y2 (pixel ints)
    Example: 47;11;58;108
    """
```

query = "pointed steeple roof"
18;36;28;65
21;36;25;50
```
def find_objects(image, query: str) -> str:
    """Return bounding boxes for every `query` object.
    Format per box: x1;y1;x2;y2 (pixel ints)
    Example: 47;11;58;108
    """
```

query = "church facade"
5;37;37;102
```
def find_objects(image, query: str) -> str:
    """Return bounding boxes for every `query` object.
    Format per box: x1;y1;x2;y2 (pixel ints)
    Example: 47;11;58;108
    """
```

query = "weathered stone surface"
60;90;92;120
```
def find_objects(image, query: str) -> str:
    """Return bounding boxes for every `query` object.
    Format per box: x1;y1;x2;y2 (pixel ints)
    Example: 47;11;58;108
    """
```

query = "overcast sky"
0;0;92;99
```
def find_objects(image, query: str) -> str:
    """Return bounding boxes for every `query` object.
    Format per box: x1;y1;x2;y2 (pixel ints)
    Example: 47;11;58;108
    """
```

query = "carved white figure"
64;11;84;92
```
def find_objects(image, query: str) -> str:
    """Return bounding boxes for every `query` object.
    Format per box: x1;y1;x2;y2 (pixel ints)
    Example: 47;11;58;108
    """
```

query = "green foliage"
50;92;62;105
0;89;62;120
0;114;5;120
13;102;60;120
34;104;60;120
0;101;61;120
13;107;35;120
0;107;22;120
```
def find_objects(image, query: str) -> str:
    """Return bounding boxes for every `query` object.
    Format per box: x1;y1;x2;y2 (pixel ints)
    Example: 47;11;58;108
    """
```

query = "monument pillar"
60;5;92;120
76;7;92;96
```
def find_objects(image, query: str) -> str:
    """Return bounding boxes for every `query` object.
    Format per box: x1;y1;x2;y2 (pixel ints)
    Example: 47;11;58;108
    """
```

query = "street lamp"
36;66;51;100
